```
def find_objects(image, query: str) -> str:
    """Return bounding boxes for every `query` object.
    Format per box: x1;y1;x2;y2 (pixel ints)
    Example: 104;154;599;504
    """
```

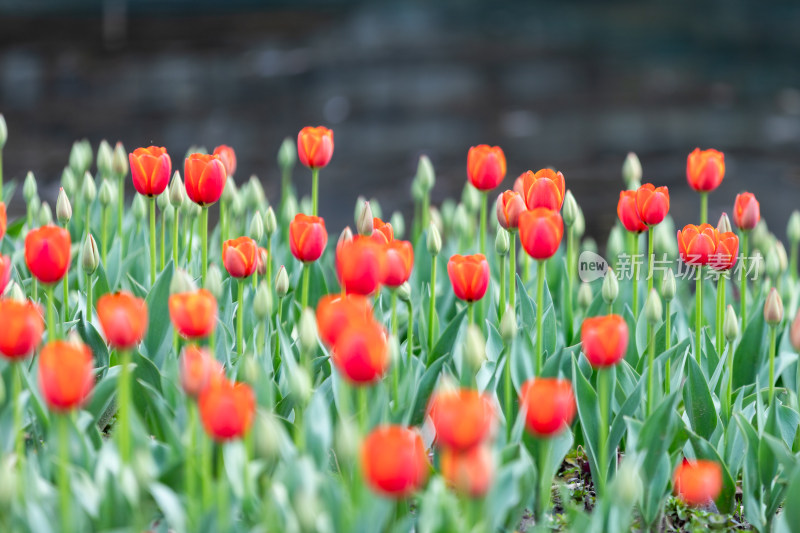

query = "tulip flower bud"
764;287;784;326
27;195;40;222
0;114;6;149
416;155;435;192
427;223;442;256
602;268;619;305
156;188;169;211
334;418;359;467
253;412;283;462
61;167;77;198
752;220;771;253
338;226;354;250
231;193;245;217
249;214;264;243
5;281;26;302
97;140;113;177
247;176;266;211
411;177;425;203
69;141;85;174
37;202;53;227
369;198;383;221
495;227;510;256
164;204;175;225
724;305;739;343
500;307;518;343
357;201;374;236
99;179;114;207
23;171;37;202
170;268;197;294
390;211;405;239
169;172;184;208
790;309;800;352
644;289;662;325
613;457;643;508
132;194;147;221
289;366;312;406
429;206;444;237
205;264;223;300
222;176;238;204
82;234;100;274
606;226;625;266
462;184;482;214
716;212;732;234
397;281;411;302
776;241;788;272
766;248;780;280
82;171;96;204
453;203;471;236
298;308;318;355
56;187;72;224
573;205;586;238
264;206;277;236
278;137;296;171
788;211;800;244
661;269;676;302
240;354;260;386
752;250;765;279
0;456;17;506
578;282;593;310
112;141;128;177
622;152;642;189
275;265;289;298
562;190;579;228
464;324;486;372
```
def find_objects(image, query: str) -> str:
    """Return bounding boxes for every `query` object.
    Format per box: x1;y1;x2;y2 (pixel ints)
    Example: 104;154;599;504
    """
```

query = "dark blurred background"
2;0;800;240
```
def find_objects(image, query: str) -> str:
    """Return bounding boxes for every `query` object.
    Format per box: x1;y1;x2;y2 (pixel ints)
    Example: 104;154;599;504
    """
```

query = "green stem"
358;386;369;435
726;341;735;423
266;238;272;295
700;192;708;225
509;233;517;312
58;414;72;533
202;436;213;510
46;284;56;340
13;363;24;464
536;260;545;375
421;193;430;233
769;325;777;404
565;227;575;344
117;176;124;255
217;444;229;531
186;403;198;521
665;301;671;351
535;438;553;523
33;279;38;302
406;300;414;364
716;276;726;354
201;206;209;285
160;207;166;270
390;289;398;336
479;191;487;256
101;206;108;265
187;216;194;263
311;168;319;217
696;269;703;363
173;209;180;267
740;232;749;328
647;325;656;416
219;201;227;257
428;255;437;354
84;209;90;241
149;196;157;286
118;349;132;463
62;270;69;326
597;367;612;497
498;254;506;319
281;168;290;211
504;348;513;440
237;279;245;358
791;241;798;283
273;301;283;365
647;227;654;293
629;232;639;320
301;263;310;308
467;302;474;326
295;402;305;452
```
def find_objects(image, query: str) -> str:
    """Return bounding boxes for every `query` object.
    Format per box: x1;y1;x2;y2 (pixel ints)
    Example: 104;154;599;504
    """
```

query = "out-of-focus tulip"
184;153;227;206
180;345;224;398
383;240;414;287
677;224;717;265
673;459;722;506
24;225;71;284
518;208;564;260
710;232;739;271
447;254;490;302
0;201;6;241
316;294;372;347
733;192;760;231
519;378;576;437
716;212;732;234
440;445;493;498
635;183;670;226
644;288;662;325
521;169;566;211
602;269;619;305
212;145;237;177
96;292;148;350
0;300;44;360
428;388;494;451
496;190;525;230
581;315;628;368
426;223;442;256
617;190;647;233
467;145;506;191
275;265;289;298
0;254;10;294
56;188;72;224
38;340;94;412
256;247;268;276
361;425;430;498
223;236;258;278
724;305;739;343
371;217;394;244
129;146;171;197
622;152;642;189
289;214;328;263
297;126;334;169
199;379;256;441
764;287;784;326
331;318;389;384
336;237;386;296
169;289;218;339
686;148;725;193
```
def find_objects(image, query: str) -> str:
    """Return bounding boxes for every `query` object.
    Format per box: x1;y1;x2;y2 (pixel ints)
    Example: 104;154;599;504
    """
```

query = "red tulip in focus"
733;192;760;231
289;214;328;263
180;345;224;398
678;224;718;265
212;145;237;177
522;169;566;211
336;237;386;296
129;146;172;197
428;388;494;451
361;425;430;498
297;126;334;169
24;225;71;284
467;145;506;191
635;183;670;226
710;232;739;271
0;299;44;360
687;148;725;193
316;294;372;347
96;292;148;350
169;289;218;339
199;379;256;441
371;217;394;244
38;340;94;412
383;240;414;287
673;459;723;506
331;318;390;384
0;253;10;294
447;254;490;302
184;153;227;206
581;315;629;368
518;208;564;260
223;236;258;278
617;190;647;233
440;445;493;498
0;201;7;241
496;190;526;230
519;378;576;437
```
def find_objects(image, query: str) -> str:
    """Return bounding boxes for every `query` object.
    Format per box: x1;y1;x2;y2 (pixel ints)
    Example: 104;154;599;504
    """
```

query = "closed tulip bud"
5;281;26;302
766;249;780;279
427;223;442;256
205;264;224;300
157;189;169;211
56;187;72;224
369;198;384;221
0;456;17;506
764;287;783;326
112;141;128;177
249;214;264;242
453;203;470;236
231;193;245;217
247;176;266;210
61;167;76;197
578;282;593;309
389;211;405;239
416;155;435;192
724;305;739;343
752;220;771;252
622;152;642;189
37;202;52;226
69;141;87;174
462;183;482;213
776;241;788;272
23;171;37;202
644;289;662;325
429;206;444;237
278;137;296;170
583;237;599;255
82;234;100;273
99;179;114;207
132;194;147;221
500;307;517;343
264;206;277;236
788;211;800;243
337;226;354;251
607;226;625;265
562;190;579;227
613;458;643;508
357;201;374;236
298;308;318;355
82;171;96;203
602;268;619;304
674;459;723;506
411;177;425;203
397;281;411;302
168;172;184;207
275;265;289;298
573;205;586;238
661;269;676;302
752;250;765;279
290;366;312;406
464;324;486;371
253;412;283;462
0;114;6;149
221;176;237;204
27;195;40;221
716;212;732;234
334;418;359;467
170;268;197;295
97;140;113;177
495;227;510;256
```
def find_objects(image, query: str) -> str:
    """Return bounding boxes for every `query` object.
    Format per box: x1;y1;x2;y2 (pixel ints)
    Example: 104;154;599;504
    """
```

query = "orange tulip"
336;236;386;296
383;240;414;287
0;253;10;294
331;318;389;384
677;224;717;265
519;378;576;437
38;340;94;412
212;145;237;177
687;148;725;193
447;254;489;302
297;126;334;169
440;445;493;498
361;425;430;498
199;379;256;441
428;388;494;451
223;236;258;278
635;183;670;226
0;201;6;241
581;315;629;368
371;217;394;244
617;190;647;233
256;247;269;276
522;169;566;211
315;294;372;347
180;345;224;398
733;192;760;231
289;214;328;263
96;292;148;350
0;299;44;360
673;459;722;506
169;289;218;339
184;153;227;206
710;231;739;271
24;225;71;284
496;190;526;230
129;146;171;197
518;208;564;260
467;145;506;191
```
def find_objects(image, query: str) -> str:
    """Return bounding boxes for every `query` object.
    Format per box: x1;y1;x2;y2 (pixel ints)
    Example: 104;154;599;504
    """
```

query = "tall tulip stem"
219;201;227;257
726;340;735;422
647;323;656;416
716;276;726;353
117;176;125;254
390;289;398;336
428;255;437;354
311;168;320;217
695;269;703;363
406;300;414;364
467;302;474;326
58;414;72;533
217;444;229;531
596;367;613;497
534;437;553;522
504;347;513;440
118;349;132;463
46;284;57;340
0;149;3;199
173;208;180;267
13;363;24;464
201;206;209;285
565;227;575;343
479;191;487;256
535;260;545;376
301;263;310;309
159;208;166;270
740;231;749;328
509;233;517;312
791;241;798;283
149;197;157;286
700;192;708;225
237;279;245;357
498;254;506;320
665;301;671;351
185;402;198;520
628;232;639;320
85;273;93;316
646;227;654;293
62;271;69;326
769;325;777;404
101;205;109;266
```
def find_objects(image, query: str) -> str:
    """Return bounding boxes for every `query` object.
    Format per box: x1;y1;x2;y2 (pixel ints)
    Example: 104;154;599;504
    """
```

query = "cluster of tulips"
3;108;800;532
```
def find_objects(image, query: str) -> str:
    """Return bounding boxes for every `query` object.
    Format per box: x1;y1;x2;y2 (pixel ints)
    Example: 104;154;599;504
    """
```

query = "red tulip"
467;145;506;191
521;169;566;211
331;318;390;384
581;315;628;368
0;299;44;360
336;237;386;296
687;148;725;193
617;190;647;233
635;183;670;226
733;192;760;231
447;254;489;302
212;145;237;177
316;294;372;347
383;240;414;287
673;459;722;506
129;146;171;197
169;289;218;339
38;340;94;412
223;236;258;278
199;379;256;441
0;253;10;294
519;378;576;437
180;345;224;399
289;214;328;263
96;292;148;350
496;190;526;230
710;232;739;271
297;126;334;169
518;208;564;260
428;388;494;451
677;224;717;265
24;225;71;284
184;153;227;206
361;425;430;498
0;201;6;241
371;217;394;245
256;247;269;276
440;445;493;498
